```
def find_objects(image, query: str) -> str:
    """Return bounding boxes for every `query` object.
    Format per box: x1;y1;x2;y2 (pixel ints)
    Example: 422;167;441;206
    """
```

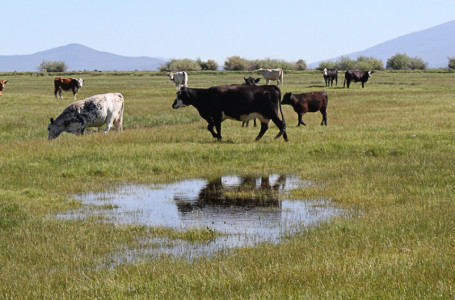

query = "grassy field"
0;70;454;298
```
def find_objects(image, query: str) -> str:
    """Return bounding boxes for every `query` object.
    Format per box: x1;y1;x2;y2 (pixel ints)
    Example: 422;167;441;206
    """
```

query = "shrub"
38;60;67;72
196;58;219;70
159;59;202;72
295;59;307;70
224;56;249;70
448;57;455;69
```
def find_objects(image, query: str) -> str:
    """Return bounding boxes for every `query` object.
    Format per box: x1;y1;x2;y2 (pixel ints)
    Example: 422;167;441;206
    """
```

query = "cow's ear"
50;118;55;124
4;80;8;84
255;78;260;83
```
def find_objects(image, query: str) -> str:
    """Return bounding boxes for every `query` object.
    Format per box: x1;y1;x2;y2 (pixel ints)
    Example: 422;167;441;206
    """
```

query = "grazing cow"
323;68;338;87
54;77;83;100
169;71;188;90
257;68;283;86
48;93;124;139
343;70;373;88
242;77;261;127
172;85;287;141
0;80;8;96
281;91;328;126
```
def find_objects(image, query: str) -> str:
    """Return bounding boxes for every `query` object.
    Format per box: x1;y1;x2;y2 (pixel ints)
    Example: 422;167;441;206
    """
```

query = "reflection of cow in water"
175;175;288;213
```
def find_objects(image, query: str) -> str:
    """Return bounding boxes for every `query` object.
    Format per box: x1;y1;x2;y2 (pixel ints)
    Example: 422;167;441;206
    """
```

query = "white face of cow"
77;78;83;88
169;73;175;81
323;68;328;76
368;71;372;77
172;89;189;109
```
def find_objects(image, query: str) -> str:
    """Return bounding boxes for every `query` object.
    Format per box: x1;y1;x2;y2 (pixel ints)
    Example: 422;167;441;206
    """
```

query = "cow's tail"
280;70;284;85
275;87;288;141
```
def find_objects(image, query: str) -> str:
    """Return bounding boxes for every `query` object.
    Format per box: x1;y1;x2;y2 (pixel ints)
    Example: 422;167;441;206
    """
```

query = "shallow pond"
58;174;345;263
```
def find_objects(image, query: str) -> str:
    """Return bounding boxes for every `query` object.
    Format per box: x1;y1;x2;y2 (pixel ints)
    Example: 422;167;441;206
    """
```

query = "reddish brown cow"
0;80;8;96
54;77;83;100
281;91;328;126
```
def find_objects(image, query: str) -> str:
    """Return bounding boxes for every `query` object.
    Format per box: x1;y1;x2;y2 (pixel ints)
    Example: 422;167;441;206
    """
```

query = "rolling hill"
309;19;455;69
0;43;167;72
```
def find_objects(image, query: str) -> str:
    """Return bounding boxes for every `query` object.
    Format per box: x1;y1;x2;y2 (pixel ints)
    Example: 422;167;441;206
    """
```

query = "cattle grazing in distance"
0;80;8;96
54;77;83;100
323;68;338;87
257;68;283;86
172;85;288;141
241;77;261;127
48;93;124;139
243;77;261;86
169;71;188;90
281;91;328;126
343;70;373;88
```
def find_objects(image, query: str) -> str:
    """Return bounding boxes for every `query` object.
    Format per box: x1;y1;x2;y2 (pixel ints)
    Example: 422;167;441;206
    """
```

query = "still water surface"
59;174;345;262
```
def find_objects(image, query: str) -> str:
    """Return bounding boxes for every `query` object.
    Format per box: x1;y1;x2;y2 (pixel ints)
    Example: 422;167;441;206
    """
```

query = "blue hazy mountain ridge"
0;43;167;72
309;19;455;69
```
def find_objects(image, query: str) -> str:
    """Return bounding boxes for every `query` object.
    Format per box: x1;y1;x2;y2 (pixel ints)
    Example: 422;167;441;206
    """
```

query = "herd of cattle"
0;68;373;141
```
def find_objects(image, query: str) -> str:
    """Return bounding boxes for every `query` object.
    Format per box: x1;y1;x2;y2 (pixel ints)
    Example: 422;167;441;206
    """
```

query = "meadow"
0;70;454;298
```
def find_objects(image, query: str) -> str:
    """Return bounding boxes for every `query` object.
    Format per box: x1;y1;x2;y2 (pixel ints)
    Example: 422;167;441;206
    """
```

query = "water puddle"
58;174;345;263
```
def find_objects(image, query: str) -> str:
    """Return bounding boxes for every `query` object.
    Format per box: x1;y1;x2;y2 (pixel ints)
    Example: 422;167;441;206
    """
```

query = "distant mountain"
0;43;167;72
310;20;455;69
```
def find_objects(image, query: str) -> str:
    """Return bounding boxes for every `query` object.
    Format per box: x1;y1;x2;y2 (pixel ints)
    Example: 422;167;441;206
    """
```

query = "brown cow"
281;91;328;126
0;80;8;96
54;77;83;100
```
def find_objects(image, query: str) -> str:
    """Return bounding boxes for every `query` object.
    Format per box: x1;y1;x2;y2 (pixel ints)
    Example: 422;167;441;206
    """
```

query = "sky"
2;0;455;65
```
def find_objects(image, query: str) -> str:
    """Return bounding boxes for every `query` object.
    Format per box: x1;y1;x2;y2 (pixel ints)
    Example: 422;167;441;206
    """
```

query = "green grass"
1;70;454;298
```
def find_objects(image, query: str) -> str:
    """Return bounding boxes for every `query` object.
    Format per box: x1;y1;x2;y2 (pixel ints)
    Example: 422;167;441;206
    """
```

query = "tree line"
38;55;455;72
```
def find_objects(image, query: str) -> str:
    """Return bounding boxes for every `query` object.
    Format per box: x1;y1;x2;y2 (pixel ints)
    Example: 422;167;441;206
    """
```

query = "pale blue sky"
2;0;454;64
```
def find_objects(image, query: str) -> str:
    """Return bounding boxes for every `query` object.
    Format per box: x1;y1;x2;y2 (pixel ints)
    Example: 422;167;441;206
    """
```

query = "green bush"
37;60;67;72
159;59;202;72
386;53;427;70
448;57;455;69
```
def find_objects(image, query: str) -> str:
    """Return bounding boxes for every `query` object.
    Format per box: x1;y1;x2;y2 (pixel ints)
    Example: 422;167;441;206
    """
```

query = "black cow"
242;77;261;127
172;85;288;141
343;70;373;88
281;91;328;126
323;68;338;87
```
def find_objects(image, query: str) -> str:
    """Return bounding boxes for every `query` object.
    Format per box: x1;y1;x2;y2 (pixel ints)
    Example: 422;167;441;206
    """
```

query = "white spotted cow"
48;93;124;139
169;71;188;90
257;68;283;86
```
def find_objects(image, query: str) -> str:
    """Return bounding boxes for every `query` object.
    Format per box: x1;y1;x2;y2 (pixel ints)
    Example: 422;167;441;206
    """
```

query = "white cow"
169;71;188;90
257;68;284;86
48;93;124;139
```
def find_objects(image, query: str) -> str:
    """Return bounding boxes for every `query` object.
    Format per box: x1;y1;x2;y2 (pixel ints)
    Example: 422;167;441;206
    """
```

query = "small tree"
408;57;427;70
387;53;411;70
295;59;307;70
196;58;219;70
159;59;201;72
38;60;67;72
448;57;455;69
224;56;249;70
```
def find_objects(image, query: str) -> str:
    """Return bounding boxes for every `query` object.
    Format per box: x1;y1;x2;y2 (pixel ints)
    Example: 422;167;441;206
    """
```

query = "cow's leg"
320;109;327;126
255;121;269;141
104;115;116;134
59;88;63;99
54;88;58;99
253;118;257;127
362;82;365;88
207;122;221;140
270;116;288;141
298;113;306;126
242;121;248;127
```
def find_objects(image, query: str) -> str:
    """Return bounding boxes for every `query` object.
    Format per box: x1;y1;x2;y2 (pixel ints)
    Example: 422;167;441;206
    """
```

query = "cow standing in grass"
172;85;287;142
281;91;328;126
323;68;338;87
343;70;373;88
169;71;188;90
257;68;283;86
54;77;83;100
0;80;8;96
48;93;124;139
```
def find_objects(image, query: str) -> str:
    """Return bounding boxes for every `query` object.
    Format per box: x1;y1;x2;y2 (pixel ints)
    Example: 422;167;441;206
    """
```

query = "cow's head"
169;73;175;81
0;80;8;96
257;68;264;75
244;77;260;85
368;71;374;77
172;87;191;109
281;92;294;105
76;78;83;88
323;68;328;76
48;118;63;139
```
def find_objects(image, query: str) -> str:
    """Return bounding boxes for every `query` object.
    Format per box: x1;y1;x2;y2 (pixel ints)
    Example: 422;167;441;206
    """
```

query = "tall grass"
0;70;454;298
